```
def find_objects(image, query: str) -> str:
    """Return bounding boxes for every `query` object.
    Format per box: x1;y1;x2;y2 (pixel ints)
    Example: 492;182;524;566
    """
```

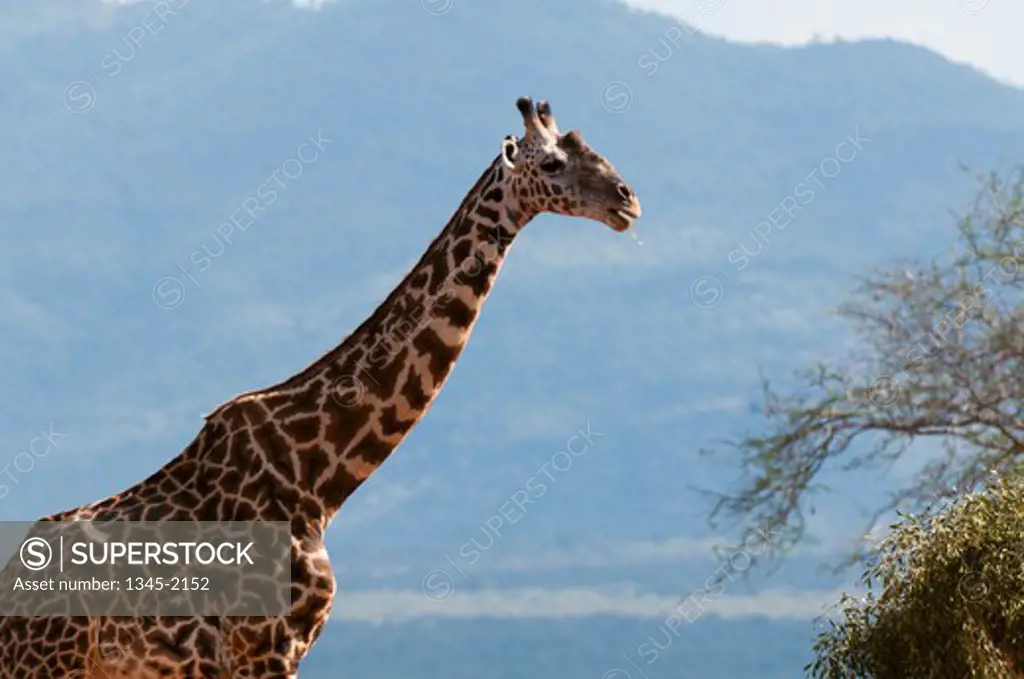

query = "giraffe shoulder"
201;389;266;420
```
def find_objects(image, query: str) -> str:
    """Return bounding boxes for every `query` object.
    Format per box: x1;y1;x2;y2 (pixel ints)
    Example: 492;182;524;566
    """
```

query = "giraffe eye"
539;158;566;174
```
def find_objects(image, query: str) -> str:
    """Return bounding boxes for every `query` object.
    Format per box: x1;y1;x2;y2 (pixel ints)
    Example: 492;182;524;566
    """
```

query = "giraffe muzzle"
608;195;642;232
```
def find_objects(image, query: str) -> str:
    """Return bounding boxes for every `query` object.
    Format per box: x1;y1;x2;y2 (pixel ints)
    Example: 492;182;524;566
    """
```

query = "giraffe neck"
239;157;533;525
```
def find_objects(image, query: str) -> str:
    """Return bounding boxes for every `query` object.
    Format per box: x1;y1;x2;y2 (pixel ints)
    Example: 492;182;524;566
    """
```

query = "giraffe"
0;95;642;678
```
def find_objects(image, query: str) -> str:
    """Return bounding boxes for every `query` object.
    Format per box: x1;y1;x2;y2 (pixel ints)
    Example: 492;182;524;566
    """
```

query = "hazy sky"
624;0;1023;88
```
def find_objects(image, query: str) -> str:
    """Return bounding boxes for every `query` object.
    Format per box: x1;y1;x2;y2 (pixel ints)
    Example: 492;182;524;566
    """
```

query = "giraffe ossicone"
0;95;641;679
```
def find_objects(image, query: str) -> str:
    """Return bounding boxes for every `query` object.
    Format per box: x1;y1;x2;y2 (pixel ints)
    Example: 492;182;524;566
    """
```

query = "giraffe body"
0;97;640;678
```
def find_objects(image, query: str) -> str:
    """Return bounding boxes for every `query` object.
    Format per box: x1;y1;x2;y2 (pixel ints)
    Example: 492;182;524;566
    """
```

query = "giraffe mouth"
608;207;640;232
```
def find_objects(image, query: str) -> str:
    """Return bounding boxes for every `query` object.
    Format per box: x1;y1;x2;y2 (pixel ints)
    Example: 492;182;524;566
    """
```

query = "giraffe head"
500;96;642;232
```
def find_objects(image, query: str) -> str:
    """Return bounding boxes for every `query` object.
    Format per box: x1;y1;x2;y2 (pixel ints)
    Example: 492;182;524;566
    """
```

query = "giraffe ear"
501;135;519;170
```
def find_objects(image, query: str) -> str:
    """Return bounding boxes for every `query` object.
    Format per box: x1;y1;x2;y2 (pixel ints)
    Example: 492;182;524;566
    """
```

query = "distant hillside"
304;618;816;679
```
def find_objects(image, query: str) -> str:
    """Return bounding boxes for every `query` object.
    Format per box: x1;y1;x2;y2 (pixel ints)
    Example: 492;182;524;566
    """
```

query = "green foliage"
808;478;1024;678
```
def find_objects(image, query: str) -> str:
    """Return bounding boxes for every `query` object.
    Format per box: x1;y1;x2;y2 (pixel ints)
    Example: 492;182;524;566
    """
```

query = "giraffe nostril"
616;183;632;200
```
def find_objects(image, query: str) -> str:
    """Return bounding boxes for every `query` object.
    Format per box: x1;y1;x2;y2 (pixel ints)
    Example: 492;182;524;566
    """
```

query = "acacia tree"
807;479;1024;678
704;166;1024;567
